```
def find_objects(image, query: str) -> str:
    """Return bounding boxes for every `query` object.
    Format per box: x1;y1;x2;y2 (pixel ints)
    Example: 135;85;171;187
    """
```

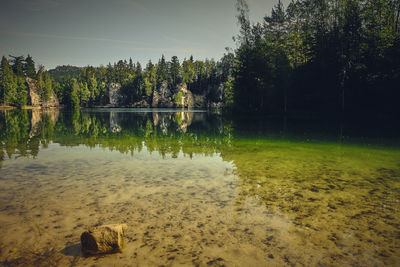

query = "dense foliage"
0;55;54;107
51;55;234;108
232;0;400;117
0;56;28;107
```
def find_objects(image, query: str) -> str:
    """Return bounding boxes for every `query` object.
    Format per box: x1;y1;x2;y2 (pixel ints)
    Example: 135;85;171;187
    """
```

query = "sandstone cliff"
152;81;174;108
107;80;224;109
174;83;194;108
26;78;59;107
108;82;121;106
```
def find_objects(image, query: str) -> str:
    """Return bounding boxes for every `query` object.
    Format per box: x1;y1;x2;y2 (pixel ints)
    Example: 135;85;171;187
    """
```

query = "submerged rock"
80;224;127;255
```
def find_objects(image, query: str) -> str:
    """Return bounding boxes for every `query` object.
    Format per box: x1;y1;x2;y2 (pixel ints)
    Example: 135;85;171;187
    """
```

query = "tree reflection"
0;109;231;168
0;109;397;170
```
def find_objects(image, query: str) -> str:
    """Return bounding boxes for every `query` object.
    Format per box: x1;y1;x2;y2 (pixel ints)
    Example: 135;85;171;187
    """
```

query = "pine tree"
43;71;53;101
69;78;80;108
264;0;286;40
144;60;157;96
9;55;24;77
169;56;181;86
0;56;18;106
88;75;98;104
182;59;195;86
135;62;145;97
15;76;28;107
24;55;36;78
78;81;90;106
156;55;168;85
36;65;45;100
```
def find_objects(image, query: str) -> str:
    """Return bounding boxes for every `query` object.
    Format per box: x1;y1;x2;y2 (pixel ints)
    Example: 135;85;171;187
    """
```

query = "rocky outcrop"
105;81;224;109
81;224;127;255
176;82;225;109
26;78;59;107
152;81;174;108
175;83;194;108
132;99;150;108
214;83;224;103
193;94;207;109
152;82;196;109
108;83;121;106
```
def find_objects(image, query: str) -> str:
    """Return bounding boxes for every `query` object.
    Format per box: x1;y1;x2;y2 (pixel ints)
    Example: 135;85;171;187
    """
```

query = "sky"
0;0;290;69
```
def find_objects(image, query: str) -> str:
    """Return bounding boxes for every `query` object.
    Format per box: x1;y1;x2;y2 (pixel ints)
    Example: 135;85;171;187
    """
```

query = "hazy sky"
0;0;289;69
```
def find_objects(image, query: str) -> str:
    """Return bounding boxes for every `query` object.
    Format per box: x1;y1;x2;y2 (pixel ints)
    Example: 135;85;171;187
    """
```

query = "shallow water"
0;109;399;266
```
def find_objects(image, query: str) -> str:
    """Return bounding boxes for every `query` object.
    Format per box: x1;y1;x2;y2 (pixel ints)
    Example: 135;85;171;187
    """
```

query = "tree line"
231;0;400;117
0;53;234;108
51;54;234;108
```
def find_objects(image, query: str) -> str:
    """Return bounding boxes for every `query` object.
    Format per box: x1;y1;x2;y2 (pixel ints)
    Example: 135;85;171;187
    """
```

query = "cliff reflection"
0;109;230;167
1;109;398;168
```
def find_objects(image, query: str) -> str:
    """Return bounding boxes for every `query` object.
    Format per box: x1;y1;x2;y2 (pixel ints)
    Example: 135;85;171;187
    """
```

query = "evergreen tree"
15;76;28;107
43;71;53;101
156;55;168;85
0;56;17;106
36;65;53;102
24;55;36;78
129;58;134;70
144;60;157;96
36;65;45;99
9;55;24;77
68;78;80;109
135;62;145;97
169;56;181;86
88;75;98;104
78;81;90;106
182;59;195;86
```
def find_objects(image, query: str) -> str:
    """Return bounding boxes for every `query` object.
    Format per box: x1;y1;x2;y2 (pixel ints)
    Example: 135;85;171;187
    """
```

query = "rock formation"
215;83;225;103
175;83;194;108
105;80;224;109
193;94;207;109
132;99;150;108
108;83;121;106
81;224;127;255
152;81;174;108
26;78;59;107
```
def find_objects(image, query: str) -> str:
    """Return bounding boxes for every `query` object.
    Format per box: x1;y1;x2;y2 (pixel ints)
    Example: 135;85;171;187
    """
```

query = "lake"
0;109;399;266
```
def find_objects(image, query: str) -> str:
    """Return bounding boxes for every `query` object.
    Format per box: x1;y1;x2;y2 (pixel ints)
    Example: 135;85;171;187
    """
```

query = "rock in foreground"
80;224;127;255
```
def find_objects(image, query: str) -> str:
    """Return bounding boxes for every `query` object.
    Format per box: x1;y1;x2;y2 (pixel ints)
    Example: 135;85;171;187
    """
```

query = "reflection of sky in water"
0;109;399;266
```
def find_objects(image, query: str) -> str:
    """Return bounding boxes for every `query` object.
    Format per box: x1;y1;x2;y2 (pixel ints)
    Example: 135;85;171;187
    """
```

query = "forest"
1;0;399;117
232;0;400;117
